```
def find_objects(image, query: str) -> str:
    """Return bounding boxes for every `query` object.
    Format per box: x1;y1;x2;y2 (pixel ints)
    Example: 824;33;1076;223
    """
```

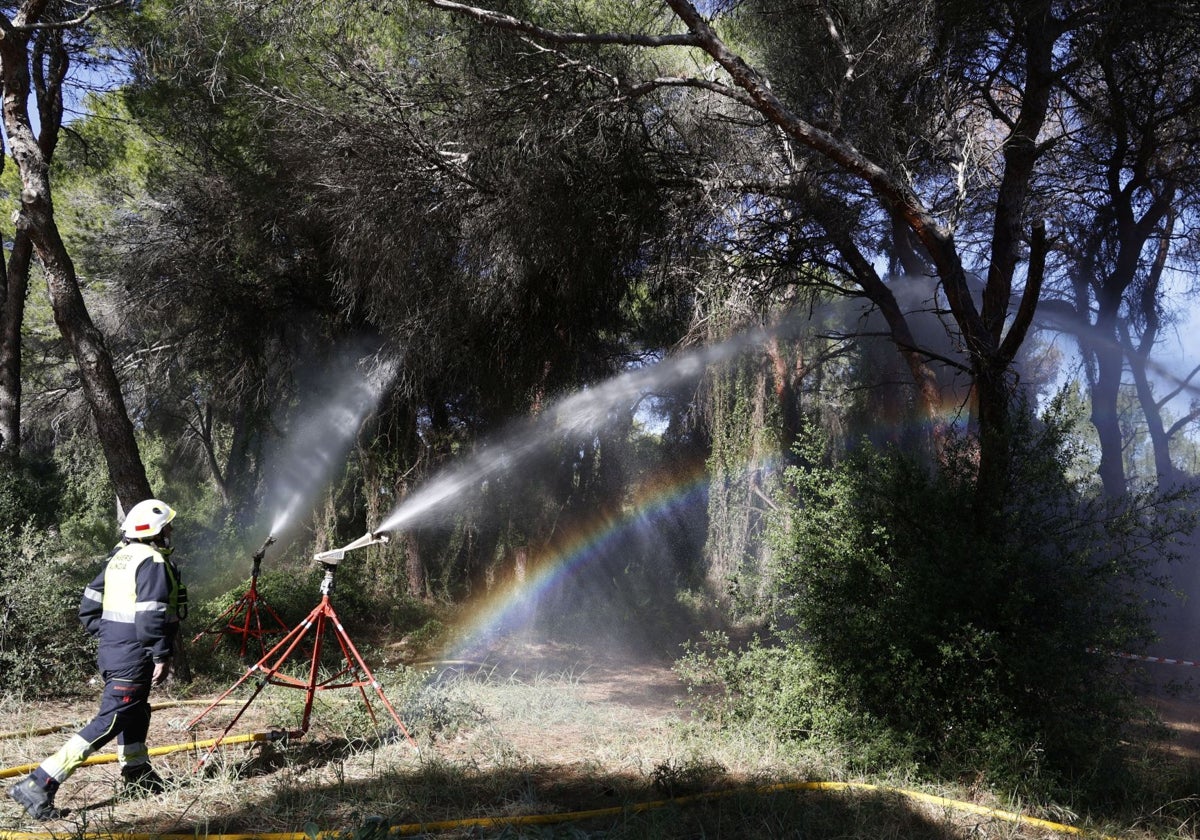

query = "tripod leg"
188;605;327;767
192;671;274;770
324;604;418;749
234;597;255;657
326;615;381;728
192;593;250;646
247;599;267;658
297;606;328;735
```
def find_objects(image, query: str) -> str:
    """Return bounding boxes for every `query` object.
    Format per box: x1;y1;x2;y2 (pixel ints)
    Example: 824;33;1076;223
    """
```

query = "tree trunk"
0;13;152;509
1088;187;1168;498
972;362;1013;530
1127;354;1175;488
0;232;31;460
224;403;261;525
704;345;775;595
1085;281;1129;497
194;401;231;506
404;529;426;600
1122;221;1181;490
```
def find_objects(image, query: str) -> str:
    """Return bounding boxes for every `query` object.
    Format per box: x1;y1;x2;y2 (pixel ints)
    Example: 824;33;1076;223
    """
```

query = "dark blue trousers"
32;666;153;791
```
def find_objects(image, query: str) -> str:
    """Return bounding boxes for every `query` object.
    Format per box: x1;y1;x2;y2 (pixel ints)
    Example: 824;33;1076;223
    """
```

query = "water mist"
376;327;770;536
260;352;397;546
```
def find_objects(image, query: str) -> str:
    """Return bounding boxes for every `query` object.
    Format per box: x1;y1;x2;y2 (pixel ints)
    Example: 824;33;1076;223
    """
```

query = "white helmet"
122;499;177;540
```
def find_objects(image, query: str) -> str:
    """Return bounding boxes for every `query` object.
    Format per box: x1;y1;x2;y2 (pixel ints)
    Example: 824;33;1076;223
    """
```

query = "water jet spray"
375;325;776;535
259;351;399;551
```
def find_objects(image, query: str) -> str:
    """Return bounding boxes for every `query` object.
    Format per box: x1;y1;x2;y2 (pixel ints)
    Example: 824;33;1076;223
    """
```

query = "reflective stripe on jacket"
79;541;183;673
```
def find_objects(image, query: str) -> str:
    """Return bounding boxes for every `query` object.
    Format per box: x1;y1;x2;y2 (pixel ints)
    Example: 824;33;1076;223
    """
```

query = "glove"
152;659;172;685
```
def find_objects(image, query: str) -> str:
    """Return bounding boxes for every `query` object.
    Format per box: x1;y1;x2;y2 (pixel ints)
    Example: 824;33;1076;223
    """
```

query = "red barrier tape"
1088;648;1200;668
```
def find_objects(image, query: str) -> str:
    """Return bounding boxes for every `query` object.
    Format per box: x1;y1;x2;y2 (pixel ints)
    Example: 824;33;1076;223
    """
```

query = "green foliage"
683;397;1198;798
676;632;839;742
0;460;59;532
51;433;118;553
400;617;447;655
0;524;96;697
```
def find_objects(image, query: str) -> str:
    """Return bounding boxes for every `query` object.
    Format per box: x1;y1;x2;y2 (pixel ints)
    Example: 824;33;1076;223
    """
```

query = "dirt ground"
1128;663;1200;758
420;638;689;713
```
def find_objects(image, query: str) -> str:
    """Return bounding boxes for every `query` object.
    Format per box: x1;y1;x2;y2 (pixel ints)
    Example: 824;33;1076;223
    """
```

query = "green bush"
52;433;119;553
0;523;97;697
0;459;59;531
685;398;1197;797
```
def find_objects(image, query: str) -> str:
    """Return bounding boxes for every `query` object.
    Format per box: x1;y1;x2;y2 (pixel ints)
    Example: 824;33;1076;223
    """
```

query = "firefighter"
8;499;187;820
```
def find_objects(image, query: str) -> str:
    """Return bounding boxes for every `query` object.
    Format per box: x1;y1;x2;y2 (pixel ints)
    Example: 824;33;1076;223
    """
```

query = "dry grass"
0;638;1192;839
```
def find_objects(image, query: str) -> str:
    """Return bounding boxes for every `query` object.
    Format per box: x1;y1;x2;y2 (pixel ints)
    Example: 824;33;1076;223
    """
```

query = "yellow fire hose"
0;732;277;780
0;773;1123;839
0;702;239;742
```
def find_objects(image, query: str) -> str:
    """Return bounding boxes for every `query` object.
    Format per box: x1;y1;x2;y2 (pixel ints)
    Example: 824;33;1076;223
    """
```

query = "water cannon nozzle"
314;547;346;566
252;534;278;564
313;531;389;566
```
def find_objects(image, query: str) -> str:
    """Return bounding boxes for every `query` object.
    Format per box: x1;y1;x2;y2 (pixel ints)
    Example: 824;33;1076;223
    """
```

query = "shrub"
0;523;97;697
687;397;1197;797
0;459;59;531
52;433;118;553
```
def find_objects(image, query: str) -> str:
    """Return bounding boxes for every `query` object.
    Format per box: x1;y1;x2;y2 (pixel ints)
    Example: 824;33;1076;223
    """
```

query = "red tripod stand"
188;540;417;762
192;537;290;657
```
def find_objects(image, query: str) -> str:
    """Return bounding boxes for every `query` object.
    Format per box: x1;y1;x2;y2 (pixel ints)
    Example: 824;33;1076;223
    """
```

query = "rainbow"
428;458;715;665
419;397;973;668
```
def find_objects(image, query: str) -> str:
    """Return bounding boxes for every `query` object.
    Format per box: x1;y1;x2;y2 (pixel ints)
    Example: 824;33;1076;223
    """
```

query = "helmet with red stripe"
122;499;177;540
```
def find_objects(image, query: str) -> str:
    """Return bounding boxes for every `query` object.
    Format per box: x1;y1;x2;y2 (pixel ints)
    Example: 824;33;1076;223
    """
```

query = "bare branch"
9;0;129;33
1166;405;1200;440
418;0;701;48
625;75;754;105
1156;361;1200;411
